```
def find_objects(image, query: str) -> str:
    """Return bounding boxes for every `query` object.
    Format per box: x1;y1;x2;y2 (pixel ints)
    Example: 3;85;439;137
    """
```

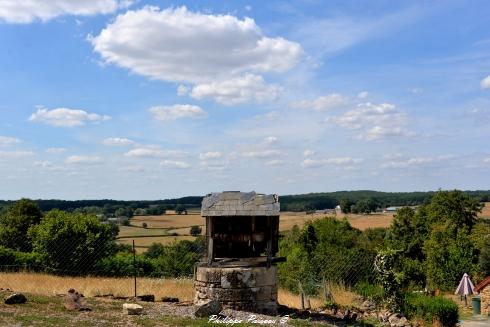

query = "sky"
0;0;490;200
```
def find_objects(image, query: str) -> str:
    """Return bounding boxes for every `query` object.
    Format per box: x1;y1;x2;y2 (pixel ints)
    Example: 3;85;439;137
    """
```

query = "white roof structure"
455;273;475;296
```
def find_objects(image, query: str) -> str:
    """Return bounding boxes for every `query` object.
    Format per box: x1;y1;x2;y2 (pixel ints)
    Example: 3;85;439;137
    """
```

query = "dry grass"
480;202;490;219
0;272;325;309
326;282;359;307
0;272;195;301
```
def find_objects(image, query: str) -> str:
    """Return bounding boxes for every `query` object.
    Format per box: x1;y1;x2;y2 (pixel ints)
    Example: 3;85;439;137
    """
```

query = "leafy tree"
145;243;165;259
0;199;42;252
29;210;116;274
175;205;187;215
142;222;148;229
424;223;477;291
354;198;377;214
479;236;490;276
189;225;202;236
339;199;353;214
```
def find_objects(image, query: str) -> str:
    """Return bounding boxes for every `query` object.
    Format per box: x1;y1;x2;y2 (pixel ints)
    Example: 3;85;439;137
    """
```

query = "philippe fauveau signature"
208;314;290;325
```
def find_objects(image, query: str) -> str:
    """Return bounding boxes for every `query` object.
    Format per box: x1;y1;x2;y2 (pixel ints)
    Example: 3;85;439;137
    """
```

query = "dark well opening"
206;215;279;260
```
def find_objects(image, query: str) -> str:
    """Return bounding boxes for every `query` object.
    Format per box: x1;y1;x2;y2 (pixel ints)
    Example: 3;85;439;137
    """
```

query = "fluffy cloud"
0;136;20;147
263;136;278;145
102;137;134;146
149;105;207;122
358;91;369;99
124;148;187;158
291;93;348;111
45;147;66;154
160;160;190;169
65;155;102;164
0;0;131;23
189;74;282;105
265;159;283;166
242;149;282;159
381;155;453;169
481;75;490;89
301;157;363;168
363;126;415;141
327;102;413;141
303;149;315;157
0;150;34;159
199;152;222;160
29;107;111;127
91;6;302;84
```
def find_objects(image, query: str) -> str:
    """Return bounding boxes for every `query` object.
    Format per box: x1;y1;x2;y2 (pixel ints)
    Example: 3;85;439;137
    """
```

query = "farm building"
474;276;490;316
194;191;281;314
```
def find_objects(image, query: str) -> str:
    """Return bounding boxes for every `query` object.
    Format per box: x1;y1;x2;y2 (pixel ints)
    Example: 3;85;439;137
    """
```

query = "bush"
403;294;458;327
355;282;385;304
96;252;157;277
0;245;44;268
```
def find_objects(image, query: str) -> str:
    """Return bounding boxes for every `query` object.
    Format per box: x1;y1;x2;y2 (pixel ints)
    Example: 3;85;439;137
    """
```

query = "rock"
4;293;27;305
388;313;401;326
194;299;222;318
123;303;143;315
64;289;91;311
396;317;409;327
138;295;154;302
360;300;376;311
161;296;179;303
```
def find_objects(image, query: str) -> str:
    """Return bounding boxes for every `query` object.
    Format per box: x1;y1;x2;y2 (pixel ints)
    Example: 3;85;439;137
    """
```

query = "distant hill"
1;190;490;213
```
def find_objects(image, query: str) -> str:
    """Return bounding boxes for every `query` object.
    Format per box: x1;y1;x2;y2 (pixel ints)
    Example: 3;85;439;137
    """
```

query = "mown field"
118;203;490;252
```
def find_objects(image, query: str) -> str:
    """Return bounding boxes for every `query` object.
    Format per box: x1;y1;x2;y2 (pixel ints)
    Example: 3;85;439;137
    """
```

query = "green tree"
0;199;42;252
29;210;116;274
479;237;490;276
339;199;353;214
189;225;202;236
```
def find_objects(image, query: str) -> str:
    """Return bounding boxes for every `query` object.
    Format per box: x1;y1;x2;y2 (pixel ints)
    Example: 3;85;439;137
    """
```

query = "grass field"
118;202;490;252
0;272;323;310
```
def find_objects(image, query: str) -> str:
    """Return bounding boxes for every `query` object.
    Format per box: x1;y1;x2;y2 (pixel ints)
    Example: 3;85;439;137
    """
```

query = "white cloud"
177;85;189;96
303;149;315;157
29;107;111;127
149;105;207;122
363;126;415;141
481;75;490;89
102;137;134;146
0;0;131;24
0;150;35;159
91;6;302;84
125;148;187;158
0;136;20;147
189;74;282;105
326;101;414;141
264;136;278;145
45;147;66;154
33;161;52;168
65;155;102;164
265;159;283;166
242;149;282;159
381;155;453;168
199;152;222;160
358;91;369;99
463;108;490;122
290;93;348;111
160;160;190;169
301;157;363;168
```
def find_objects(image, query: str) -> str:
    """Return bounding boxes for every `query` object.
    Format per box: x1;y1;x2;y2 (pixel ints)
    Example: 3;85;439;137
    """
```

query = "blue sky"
0;0;489;200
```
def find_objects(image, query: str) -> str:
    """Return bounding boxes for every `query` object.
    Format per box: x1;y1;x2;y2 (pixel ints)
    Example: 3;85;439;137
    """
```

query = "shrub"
355;282;385;304
403;293;458;327
96;252;156;277
189;225;202;236
0;245;44;268
142;222;148;229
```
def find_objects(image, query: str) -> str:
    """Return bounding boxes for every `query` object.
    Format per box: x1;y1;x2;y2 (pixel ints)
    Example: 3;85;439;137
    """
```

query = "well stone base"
194;265;278;315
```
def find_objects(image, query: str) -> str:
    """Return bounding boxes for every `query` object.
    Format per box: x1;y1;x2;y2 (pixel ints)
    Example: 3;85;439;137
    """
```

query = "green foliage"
29;210;116;274
479;236;490;276
403;294;458;327
145;243;165;259
424;223;476;291
189;225;202;236
97;252;156;277
278;217;377;295
374;248;404;311
0;245;43;267
142;222;148;229
353;198;377;214
339;199;353;214
0;199;42;252
355;282;385;304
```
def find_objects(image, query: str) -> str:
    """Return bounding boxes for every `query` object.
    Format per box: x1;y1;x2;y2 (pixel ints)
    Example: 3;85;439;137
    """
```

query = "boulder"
123;303;143;315
4;293;27;305
64;289;91;311
194;299;222;318
360;300;376;311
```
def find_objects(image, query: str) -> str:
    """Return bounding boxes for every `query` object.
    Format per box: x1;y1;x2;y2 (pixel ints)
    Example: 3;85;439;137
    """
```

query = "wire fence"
0;227;378;307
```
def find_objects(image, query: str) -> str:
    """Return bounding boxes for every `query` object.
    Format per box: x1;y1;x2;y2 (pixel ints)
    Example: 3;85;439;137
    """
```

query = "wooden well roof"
201;191;280;217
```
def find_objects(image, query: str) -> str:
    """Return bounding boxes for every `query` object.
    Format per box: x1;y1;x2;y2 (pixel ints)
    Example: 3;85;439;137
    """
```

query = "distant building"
107;216;129;225
383;206;418;213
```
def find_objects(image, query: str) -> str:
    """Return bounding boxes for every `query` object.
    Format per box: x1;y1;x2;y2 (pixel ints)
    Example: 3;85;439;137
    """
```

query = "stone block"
123;303;143;315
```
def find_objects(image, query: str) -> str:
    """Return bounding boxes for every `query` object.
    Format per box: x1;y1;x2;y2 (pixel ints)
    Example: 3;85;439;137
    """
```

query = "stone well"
194;265;278;315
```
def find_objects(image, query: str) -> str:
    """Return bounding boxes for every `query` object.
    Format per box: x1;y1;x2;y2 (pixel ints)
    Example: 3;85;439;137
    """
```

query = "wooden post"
298;281;305;310
266;216;272;268
206;217;214;265
132;240;137;298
